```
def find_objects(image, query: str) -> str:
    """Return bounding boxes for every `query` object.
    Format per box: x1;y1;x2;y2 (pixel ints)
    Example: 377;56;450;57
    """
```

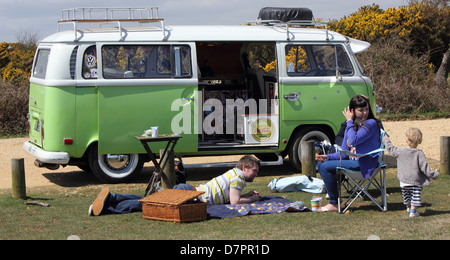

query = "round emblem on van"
251;117;274;142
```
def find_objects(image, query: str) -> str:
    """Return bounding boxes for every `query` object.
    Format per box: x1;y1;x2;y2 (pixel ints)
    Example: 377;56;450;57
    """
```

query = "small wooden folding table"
135;135;182;196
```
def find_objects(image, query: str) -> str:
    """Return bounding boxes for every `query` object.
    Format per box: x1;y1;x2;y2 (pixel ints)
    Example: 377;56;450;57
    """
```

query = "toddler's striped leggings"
401;185;422;207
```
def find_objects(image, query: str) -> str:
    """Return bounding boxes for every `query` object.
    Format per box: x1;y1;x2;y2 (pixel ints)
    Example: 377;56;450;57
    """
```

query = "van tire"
88;143;144;183
288;127;331;171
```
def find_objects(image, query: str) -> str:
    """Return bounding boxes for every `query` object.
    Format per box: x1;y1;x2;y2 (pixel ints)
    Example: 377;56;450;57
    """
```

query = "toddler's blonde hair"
406;127;422;147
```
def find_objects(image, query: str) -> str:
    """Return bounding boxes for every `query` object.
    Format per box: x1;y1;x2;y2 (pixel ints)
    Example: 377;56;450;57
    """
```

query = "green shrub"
358;37;450;114
0;80;29;136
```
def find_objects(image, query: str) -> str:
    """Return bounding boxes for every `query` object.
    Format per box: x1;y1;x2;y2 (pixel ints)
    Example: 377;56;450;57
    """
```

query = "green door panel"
97;84;198;155
279;80;373;139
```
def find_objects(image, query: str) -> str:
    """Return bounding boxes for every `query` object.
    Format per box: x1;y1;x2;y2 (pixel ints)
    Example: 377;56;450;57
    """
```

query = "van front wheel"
288;127;331;171
88;144;144;183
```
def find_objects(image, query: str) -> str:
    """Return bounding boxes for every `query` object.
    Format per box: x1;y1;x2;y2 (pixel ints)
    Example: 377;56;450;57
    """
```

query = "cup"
144;129;152;136
310;196;322;211
150;126;159;137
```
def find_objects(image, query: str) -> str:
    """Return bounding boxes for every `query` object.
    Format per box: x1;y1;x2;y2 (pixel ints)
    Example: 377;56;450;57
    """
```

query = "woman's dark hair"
349;95;380;131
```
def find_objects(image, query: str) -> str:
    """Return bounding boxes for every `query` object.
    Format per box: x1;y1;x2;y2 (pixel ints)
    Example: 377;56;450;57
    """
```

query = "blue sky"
0;0;408;43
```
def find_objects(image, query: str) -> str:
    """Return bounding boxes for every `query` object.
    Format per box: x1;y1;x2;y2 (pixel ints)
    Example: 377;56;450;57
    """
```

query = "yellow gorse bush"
329;0;449;70
0;42;35;84
329;3;425;41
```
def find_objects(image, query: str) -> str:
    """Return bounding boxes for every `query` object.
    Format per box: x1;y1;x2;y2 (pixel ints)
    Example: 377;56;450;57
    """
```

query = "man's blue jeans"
317;160;360;205
104;184;195;214
104;193;144;214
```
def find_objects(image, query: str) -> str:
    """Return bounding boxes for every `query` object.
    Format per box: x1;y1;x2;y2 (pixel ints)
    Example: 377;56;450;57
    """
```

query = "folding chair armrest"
336;147;386;158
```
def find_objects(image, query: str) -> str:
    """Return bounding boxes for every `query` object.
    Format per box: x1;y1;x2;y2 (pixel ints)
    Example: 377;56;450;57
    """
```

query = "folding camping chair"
336;129;388;214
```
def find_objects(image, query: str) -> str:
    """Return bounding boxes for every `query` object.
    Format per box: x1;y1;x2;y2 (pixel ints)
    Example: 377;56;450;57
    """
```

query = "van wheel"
288;127;331;171
88;143;144;183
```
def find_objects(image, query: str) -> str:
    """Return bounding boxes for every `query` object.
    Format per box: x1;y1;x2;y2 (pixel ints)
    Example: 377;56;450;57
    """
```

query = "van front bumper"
23;141;70;164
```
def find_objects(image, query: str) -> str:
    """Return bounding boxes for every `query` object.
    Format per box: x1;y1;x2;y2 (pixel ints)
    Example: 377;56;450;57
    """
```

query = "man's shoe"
92;188;110;216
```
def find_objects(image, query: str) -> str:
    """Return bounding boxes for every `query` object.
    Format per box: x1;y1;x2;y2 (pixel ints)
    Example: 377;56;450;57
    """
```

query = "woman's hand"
343;106;354;122
316;154;328;162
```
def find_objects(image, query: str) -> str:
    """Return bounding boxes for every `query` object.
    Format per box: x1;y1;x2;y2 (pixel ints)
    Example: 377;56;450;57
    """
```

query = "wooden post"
11;158;26;200
301;141;316;177
160;149;176;189
440;136;450;175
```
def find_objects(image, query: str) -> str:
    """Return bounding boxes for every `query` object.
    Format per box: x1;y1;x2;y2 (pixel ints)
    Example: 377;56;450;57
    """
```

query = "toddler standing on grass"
383;127;439;217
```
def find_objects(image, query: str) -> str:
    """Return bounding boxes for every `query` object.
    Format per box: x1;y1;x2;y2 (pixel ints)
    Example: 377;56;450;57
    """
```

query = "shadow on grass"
41;159;298;188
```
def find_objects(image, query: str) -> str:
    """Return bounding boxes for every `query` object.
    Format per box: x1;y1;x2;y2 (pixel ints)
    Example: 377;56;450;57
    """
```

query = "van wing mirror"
347;38;371;54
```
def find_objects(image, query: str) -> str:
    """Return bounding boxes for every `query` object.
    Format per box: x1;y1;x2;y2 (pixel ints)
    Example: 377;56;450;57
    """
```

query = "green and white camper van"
24;7;377;183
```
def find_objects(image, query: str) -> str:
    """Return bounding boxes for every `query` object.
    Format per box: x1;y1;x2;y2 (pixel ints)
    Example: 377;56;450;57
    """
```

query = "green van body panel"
29;80;374;159
29;83;76;156
278;81;375;148
75;86;99;157
97;84;198;155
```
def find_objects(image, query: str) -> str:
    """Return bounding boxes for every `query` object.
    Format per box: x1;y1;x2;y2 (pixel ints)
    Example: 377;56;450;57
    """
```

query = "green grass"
0;165;449;240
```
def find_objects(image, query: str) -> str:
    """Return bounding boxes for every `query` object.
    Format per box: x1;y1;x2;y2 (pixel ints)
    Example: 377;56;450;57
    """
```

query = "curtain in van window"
100;45;191;79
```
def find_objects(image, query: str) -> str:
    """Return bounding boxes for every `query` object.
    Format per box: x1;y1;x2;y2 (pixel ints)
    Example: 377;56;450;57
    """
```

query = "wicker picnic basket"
139;189;207;223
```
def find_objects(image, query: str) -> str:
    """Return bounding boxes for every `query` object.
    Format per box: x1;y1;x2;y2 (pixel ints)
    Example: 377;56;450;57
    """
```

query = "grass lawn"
0;163;449;240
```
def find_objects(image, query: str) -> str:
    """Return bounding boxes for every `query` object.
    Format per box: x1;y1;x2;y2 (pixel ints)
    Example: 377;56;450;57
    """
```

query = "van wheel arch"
286;126;334;171
87;142;145;183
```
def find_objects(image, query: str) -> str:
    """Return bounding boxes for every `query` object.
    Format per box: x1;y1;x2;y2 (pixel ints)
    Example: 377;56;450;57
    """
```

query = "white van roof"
41;24;348;43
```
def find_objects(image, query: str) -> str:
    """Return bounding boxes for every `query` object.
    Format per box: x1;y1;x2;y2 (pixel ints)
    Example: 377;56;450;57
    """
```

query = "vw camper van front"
24;7;376;183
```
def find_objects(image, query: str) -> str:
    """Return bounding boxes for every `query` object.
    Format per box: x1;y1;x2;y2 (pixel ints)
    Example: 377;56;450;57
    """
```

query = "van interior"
196;41;279;149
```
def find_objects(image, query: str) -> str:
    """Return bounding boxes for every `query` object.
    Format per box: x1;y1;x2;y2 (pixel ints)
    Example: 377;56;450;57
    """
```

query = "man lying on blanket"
191;155;261;205
88;155;261;216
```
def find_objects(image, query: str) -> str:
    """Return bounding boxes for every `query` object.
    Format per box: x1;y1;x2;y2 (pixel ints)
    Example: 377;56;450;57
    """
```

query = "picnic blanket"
207;196;309;219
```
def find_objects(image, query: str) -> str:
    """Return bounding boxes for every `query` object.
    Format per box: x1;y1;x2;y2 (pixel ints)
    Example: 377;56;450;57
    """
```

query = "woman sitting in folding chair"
316;95;382;212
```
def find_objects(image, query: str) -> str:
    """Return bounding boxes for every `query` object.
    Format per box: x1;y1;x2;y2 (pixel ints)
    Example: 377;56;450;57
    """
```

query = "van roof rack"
252;20;329;41
57;7;165;41
252;7;329;41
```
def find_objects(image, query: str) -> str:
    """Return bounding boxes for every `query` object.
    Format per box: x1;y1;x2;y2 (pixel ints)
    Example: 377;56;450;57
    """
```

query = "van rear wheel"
288;127;331;171
88;143;144;183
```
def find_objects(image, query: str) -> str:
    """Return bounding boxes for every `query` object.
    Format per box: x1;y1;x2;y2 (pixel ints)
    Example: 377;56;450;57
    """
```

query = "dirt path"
0;119;448;190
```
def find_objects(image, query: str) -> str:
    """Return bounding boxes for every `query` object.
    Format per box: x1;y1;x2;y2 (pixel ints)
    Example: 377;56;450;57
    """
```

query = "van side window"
286;45;353;77
33;49;51;79
246;42;277;72
179;46;192;77
101;45;191;79
83;46;98;79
